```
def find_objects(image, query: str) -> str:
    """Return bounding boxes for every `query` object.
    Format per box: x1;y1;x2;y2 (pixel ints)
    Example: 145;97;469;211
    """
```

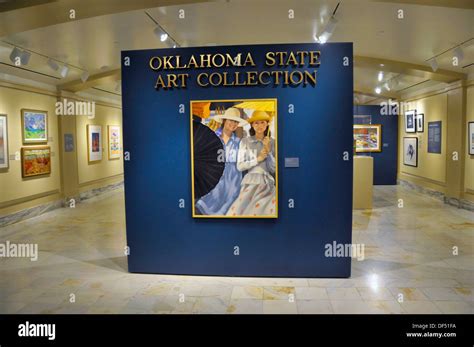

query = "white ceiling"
0;0;472;103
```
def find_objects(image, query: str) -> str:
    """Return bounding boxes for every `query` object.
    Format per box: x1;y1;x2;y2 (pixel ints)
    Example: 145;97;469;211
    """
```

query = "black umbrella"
193;121;225;200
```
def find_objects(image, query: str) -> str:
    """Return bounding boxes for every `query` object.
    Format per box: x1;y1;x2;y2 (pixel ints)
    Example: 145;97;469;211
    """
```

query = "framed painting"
190;98;278;218
403;137;418;167
21;146;51;178
22;109;48;143
469;122;474;156
0;114;8;169
405;110;416;133
416;113;424;132
108;125;121;160
87;125;102;162
353;124;382;153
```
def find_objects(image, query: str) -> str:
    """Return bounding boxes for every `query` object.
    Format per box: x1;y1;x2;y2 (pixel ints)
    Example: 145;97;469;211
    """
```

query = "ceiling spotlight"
378;71;383;82
315;15;337;44
160;33;168;42
47;58;59;71
173;44;177;48
453;47;464;62
375;87;381;94
20;50;31;65
9;47;22;64
380;64;384;67
428;58;438;72
384;82;390;91
60;64;69;78
80;70;89;83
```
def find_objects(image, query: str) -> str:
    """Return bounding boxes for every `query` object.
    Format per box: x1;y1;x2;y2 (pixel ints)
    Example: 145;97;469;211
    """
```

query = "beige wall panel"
399;94;447;189
0;85;61;206
76;103;123;185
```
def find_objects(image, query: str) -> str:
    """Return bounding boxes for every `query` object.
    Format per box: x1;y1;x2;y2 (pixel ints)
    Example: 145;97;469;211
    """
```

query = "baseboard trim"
0;181;124;228
398;179;474;212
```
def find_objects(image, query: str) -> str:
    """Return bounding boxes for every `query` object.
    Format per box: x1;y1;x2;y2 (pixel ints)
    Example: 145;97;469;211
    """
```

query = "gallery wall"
76;103;123;188
398;93;448;194
398;79;474;206
353;105;398;185
0;83;61;215
122;43;354;278
0;81;123;218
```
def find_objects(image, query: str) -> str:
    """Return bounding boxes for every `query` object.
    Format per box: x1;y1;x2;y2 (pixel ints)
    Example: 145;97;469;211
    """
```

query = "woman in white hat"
196;107;248;215
226;110;276;217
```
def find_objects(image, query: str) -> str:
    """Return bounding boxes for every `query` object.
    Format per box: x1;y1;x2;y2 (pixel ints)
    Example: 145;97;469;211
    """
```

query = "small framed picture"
0;114;9;169
87;125;102;163
469;122;474;156
21;146;51;178
416;113;424;132
353;124;382;152
108;125;121;160
22;109;48;143
403;137;418;167
405;110;416;133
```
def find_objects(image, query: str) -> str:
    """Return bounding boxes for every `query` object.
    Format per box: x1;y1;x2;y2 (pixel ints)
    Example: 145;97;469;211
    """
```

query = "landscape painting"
22;109;48;143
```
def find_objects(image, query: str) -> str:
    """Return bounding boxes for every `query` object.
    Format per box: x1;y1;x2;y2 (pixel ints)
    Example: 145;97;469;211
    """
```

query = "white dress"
226;136;276;216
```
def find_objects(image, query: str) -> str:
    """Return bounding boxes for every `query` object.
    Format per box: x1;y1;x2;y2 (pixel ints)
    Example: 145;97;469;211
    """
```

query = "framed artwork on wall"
403;137;418;167
469;122;474;156
108;125;121;160
353;124;382;152
190;98;278;218
21;146;51;178
0;114;8;169
87;125;102;163
416;113;424;132
22;109;48;143
405;110;416;133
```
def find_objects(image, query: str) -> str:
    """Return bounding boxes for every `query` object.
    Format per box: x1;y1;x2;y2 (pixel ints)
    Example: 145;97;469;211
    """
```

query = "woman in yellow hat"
226;110;276;216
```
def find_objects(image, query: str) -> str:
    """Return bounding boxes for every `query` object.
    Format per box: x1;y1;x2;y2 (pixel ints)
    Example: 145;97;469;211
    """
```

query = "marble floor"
0;186;473;314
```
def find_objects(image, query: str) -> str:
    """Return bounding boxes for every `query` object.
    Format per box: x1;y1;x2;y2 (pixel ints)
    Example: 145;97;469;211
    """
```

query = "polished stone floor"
0;186;473;314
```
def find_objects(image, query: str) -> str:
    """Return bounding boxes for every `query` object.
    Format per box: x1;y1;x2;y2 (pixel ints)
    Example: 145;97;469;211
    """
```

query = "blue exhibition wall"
121;43;353;277
354;105;398;185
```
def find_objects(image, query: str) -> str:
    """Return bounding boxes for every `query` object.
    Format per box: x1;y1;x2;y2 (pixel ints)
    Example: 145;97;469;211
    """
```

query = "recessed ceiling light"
160;33;168;42
378;71;383;82
375;87;381;94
